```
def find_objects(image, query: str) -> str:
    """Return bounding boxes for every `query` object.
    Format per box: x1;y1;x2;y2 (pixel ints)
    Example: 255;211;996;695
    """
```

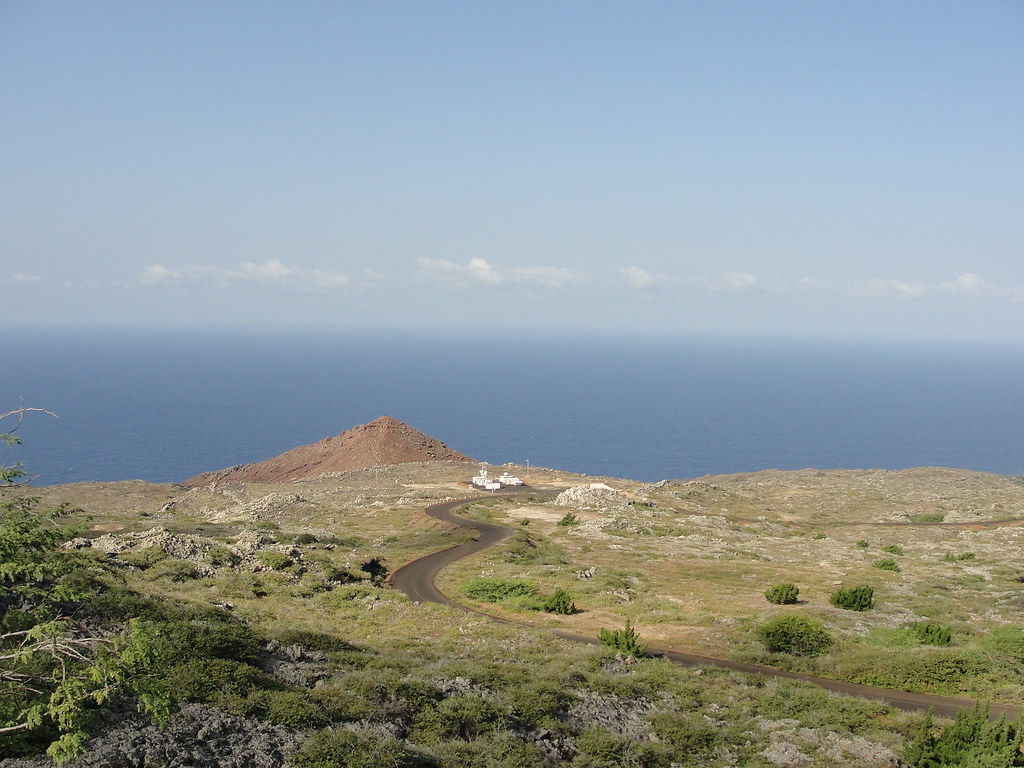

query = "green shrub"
904;706;1024;767
912;513;946;524
909;621;953;646
556;512;580;527
943;551;976;562
598;620;648;658
504;681;571;728
873;558;901;572
289;728;435;768
542;588;576;615
121;546;167;569
429;733;545;768
764;583;800;605
882;544;904;556
293;533;318;546
169;657;266;702
830;585;875;611
502;531;568;565
856;539;870;548
981;627;1024;660
413;695;512;742
464;577;538;603
649;711;722;757
206;545;237;567
574;728;629;765
257;551;292;570
756;615;833;656
812;532;826;540
838;648;989;694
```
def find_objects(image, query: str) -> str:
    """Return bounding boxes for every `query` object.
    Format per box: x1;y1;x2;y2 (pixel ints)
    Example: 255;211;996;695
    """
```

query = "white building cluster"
471;465;524;490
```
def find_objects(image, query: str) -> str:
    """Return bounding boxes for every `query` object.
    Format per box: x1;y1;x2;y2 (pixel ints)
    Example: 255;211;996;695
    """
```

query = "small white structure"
472;466;501;491
589;482;614;491
497;472;523;486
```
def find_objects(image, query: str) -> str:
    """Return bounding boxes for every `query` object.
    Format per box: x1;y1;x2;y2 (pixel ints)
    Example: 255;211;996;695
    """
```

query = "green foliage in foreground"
830;584;875;611
598;620;648;658
289;728;437;768
756;615;833;656
764;583;799;605
556;512;580;527
904;706;1024;767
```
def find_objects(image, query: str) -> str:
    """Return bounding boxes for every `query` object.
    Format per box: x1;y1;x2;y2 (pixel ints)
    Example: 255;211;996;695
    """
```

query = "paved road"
389;493;1020;720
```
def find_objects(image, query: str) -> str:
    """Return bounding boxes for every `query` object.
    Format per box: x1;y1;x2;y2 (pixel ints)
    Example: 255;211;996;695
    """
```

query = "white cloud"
618;266;656;289
415;257;581;289
138;260;349;291
719;271;759;291
11;273;44;284
852;273;1000;300
939;272;988;295
139;264;175;286
240;259;293;281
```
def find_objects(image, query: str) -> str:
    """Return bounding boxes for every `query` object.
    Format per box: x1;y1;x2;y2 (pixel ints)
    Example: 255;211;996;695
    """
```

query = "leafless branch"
1;402;59;436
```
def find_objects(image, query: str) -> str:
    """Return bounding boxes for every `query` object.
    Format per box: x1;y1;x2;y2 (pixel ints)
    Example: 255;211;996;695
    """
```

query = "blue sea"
2;330;1022;486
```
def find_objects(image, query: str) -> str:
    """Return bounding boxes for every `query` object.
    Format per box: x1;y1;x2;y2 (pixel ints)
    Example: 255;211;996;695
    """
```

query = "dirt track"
390;494;1021;721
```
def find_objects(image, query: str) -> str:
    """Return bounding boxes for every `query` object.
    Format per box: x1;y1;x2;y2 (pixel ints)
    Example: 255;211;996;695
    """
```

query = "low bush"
837;648;989;694
882;544;904;556
206;545;237;567
856;539;870;548
756;615;833;656
830;585;875;611
257;551;292;570
598;620;648;658
463;577;538;603
121;546;167;569
873;558;900;572
980;626;1024;660
502;531;568;565
943;551;976;562
542;588;576;615
413;695;512;742
909;621;953;646
556;512;580;527
904;706;1024;767
912;513;946;524
764;583;799;605
292;533;318;546
289;728;435;768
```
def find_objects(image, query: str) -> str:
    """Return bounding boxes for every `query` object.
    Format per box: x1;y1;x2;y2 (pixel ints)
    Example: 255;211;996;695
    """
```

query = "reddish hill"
182;415;475;486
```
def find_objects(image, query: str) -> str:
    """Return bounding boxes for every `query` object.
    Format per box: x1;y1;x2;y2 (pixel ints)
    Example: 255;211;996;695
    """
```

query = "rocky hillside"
182;415;475;487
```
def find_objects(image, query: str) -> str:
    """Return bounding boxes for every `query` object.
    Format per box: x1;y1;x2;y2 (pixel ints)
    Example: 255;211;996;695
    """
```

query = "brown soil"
181;415;475;487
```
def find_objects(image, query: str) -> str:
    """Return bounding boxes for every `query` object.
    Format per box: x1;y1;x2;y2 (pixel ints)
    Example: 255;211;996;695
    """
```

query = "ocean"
2;330;1022;486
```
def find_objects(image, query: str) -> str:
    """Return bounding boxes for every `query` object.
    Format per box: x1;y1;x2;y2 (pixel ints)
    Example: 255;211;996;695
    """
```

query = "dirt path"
389;494;1020;720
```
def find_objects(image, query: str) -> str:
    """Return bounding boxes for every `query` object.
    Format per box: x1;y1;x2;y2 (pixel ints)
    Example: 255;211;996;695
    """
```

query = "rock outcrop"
182;416;475;487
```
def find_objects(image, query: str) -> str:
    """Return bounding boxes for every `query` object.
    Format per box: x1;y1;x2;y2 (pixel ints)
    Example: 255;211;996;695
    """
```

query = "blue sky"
3;1;1022;340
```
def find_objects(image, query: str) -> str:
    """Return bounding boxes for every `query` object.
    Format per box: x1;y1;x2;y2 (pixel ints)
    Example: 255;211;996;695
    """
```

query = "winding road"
389;494;1020;721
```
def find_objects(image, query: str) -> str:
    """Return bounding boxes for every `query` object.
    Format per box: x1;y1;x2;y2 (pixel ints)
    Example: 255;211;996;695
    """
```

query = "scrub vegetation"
6;425;1024;766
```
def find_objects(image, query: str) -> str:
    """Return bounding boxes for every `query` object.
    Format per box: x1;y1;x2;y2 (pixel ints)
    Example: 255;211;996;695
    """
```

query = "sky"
2;1;1023;341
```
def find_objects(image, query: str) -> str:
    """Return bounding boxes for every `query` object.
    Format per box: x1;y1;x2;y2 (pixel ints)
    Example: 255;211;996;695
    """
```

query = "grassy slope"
12;463;1024;766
